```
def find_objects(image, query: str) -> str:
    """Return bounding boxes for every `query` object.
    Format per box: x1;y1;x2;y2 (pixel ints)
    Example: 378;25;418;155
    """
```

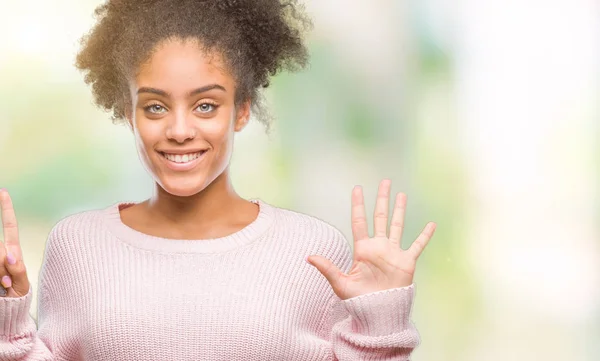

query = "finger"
389;192;407;245
373;179;391;238
0;190;28;296
0;264;9;292
0;190;22;261
1;275;11;289
0;190;10;286
351;186;369;242
0;190;8;259
306;255;344;291
0;253;10;295
408;222;437;260
5;254;29;296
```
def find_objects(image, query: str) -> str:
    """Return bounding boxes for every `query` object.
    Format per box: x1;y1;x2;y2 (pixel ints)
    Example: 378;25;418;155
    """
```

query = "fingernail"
6;252;16;265
305;256;311;264
1;275;11;288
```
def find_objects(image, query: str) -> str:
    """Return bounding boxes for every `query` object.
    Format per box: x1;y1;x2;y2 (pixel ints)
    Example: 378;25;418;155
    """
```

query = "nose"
165;109;196;143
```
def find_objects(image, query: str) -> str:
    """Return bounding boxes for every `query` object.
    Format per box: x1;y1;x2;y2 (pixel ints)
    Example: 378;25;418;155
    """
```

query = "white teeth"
162;151;203;163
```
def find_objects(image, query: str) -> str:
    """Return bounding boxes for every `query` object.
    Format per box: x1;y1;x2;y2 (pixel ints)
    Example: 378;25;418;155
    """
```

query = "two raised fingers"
350;179;435;259
0;189;29;297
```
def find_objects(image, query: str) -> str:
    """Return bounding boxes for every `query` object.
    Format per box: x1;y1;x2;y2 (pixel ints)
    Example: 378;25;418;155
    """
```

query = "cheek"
135;120;161;145
133;123;162;164
202;119;235;147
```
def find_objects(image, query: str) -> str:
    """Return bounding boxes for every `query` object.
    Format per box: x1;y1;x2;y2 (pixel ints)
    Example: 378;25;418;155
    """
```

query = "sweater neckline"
102;199;274;254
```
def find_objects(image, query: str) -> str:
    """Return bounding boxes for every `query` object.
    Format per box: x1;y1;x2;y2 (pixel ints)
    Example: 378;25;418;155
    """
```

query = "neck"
145;168;246;227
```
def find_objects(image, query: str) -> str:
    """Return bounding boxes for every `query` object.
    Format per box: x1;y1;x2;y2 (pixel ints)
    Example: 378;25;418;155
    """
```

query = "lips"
157;150;207;171
158;148;208;155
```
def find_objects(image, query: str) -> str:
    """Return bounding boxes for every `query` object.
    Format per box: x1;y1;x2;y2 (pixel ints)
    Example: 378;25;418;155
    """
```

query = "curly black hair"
75;0;312;131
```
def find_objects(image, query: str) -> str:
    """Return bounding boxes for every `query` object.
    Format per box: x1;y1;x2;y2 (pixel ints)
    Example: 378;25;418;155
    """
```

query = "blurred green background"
0;1;598;360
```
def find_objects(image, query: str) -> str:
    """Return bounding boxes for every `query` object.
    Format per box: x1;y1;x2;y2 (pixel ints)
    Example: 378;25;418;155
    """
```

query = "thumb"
306;255;343;290
4;248;30;297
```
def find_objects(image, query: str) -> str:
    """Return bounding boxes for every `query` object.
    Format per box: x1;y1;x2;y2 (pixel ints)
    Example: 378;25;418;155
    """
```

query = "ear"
233;99;251;132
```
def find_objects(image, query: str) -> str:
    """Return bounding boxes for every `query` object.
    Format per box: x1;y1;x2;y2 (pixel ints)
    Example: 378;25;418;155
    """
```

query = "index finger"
0;190;21;252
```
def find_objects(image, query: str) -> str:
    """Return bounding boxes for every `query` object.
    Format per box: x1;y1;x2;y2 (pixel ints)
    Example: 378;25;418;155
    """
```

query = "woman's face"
126;38;250;197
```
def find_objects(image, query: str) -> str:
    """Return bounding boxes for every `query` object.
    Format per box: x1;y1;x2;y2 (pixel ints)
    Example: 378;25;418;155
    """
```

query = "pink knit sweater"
0;199;419;360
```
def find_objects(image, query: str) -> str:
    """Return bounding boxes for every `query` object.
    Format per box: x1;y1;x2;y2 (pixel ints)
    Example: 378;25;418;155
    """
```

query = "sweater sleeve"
322;229;420;361
0;222;71;360
329;285;420;360
0;285;54;360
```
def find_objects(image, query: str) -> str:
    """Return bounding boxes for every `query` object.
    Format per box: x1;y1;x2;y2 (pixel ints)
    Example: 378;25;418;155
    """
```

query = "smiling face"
125;38;250;197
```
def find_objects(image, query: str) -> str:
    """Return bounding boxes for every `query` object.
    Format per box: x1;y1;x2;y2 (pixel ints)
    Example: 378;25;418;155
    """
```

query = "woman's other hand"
0;189;31;298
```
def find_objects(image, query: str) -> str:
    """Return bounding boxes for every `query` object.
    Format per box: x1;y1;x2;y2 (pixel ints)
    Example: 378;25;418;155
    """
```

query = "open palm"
307;179;436;300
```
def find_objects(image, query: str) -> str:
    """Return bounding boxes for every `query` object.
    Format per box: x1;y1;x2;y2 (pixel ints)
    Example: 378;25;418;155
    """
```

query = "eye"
196;102;217;113
144;103;166;114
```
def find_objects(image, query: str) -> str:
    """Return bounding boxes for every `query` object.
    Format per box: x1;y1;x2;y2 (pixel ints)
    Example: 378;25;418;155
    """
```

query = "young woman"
0;0;436;360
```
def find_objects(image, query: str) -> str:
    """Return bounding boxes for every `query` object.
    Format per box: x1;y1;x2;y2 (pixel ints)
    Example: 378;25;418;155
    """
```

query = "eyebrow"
136;84;227;97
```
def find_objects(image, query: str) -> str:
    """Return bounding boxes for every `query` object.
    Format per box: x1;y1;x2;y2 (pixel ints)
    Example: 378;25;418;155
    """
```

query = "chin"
157;177;209;197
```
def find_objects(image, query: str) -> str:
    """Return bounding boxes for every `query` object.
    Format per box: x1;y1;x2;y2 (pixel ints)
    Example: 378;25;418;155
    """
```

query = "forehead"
133;38;234;93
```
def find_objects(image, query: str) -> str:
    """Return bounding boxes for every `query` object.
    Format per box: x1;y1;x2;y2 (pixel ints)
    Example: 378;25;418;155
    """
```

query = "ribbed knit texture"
0;199;420;360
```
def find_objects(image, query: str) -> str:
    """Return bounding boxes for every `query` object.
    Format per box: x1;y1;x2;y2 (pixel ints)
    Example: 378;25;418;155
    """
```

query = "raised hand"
0;189;31;297
307;179;436;301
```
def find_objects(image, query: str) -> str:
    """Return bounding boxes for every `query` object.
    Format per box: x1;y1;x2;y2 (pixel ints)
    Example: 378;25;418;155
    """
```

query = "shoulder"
269;203;345;240
266;202;353;265
38;205;114;279
44;203;115;252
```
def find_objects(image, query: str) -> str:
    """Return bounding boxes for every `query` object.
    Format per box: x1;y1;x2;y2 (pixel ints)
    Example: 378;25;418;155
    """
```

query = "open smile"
158;150;207;171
